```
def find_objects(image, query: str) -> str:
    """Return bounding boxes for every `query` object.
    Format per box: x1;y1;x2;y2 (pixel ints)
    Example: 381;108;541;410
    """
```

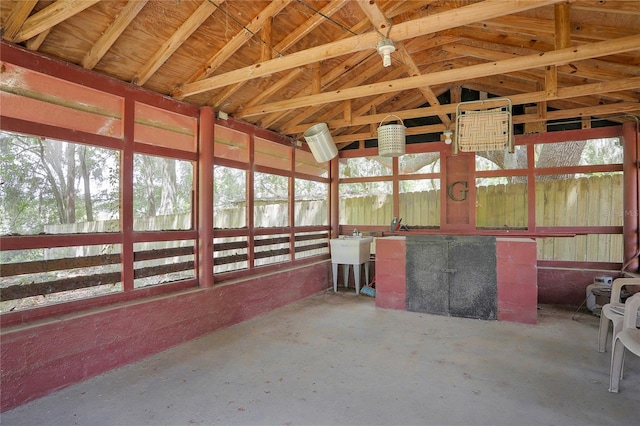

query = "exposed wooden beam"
260;17;273;63
2;0;38;42
238;35;640;119
311;63;321;95
285;76;640;135
242;68;305;110
250;0;441;129
173;0;566;99
133;0;223;86
331;102;639;144
211;0;346;113
260;51;374;130
12;0;100;43
441;40;640;80
278;53;392;132
183;0;291;85
24;28;50;51
395;43;451;127
81;0;148;70
356;0;392;35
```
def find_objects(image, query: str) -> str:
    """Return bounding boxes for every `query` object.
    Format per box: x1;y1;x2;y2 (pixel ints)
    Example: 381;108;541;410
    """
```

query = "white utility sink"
330;237;373;264
330;237;373;294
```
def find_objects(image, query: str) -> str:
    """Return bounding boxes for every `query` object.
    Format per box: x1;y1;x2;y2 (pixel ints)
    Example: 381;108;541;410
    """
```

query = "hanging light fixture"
377;38;395;67
303;123;338;163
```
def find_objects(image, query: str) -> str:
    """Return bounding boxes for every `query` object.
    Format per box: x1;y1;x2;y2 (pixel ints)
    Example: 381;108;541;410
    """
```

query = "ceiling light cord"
207;0;285;58
296;0;359;36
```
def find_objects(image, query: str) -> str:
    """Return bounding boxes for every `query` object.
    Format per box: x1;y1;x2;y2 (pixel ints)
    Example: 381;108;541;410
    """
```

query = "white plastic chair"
598;278;640;352
609;292;640;392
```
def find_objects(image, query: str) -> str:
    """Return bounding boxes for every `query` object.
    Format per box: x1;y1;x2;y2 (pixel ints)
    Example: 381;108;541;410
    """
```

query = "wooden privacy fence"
42;174;625;263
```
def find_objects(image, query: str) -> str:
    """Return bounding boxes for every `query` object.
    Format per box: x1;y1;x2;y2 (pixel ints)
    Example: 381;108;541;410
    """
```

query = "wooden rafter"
10;0;100;43
284;76;640;137
173;0;566;99
132;0;222;86
236;35;640;118
2;0;38;42
81;0;148;70
184;0;292;86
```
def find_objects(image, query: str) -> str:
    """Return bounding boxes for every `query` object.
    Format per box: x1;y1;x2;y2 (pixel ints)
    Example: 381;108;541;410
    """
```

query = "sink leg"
332;263;338;292
354;263;361;295
364;261;370;287
343;264;349;289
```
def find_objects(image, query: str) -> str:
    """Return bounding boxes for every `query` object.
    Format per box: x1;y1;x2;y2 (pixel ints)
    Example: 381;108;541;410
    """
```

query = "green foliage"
1;131;120;235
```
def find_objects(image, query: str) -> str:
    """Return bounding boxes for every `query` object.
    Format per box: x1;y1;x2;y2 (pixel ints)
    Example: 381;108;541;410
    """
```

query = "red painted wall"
496;238;537;324
537;267;620;306
375;237;407;310
0;262;331;412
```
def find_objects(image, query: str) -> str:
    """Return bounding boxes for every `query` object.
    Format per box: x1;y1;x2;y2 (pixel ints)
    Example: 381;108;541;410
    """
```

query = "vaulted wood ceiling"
1;0;639;149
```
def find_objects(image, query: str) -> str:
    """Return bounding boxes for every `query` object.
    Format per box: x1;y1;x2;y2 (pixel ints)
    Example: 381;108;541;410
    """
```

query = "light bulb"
443;130;453;145
377;38;395;68
382;53;392;67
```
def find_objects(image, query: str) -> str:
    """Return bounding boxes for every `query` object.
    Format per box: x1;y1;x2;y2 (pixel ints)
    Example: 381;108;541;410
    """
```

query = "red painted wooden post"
198;107;214;287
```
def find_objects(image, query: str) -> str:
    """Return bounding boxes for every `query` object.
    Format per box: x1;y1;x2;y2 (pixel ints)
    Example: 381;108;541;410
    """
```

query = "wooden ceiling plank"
81;0;148;70
209;80;251;110
133;0;220;86
571;1;640;15
236;34;640;118
442;38;640;80
274;0;350;56
13;0;100;43
470;14;634;43
245;68;305;109
2;0;38;42
184;0;292;85
173;0;566;99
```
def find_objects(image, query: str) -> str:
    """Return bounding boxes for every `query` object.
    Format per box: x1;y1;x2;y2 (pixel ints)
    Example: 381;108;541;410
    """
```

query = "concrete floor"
3;289;640;426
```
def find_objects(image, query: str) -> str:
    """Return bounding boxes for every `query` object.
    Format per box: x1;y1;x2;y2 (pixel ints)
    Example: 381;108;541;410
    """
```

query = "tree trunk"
80;145;93;221
37;138;66;224
536;141;586;180
159;158;177;215
143;156;157;216
65;143;76;223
